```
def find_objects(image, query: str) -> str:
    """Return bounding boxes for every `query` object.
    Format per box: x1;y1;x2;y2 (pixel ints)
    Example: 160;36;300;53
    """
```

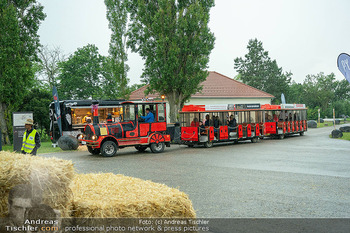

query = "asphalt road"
41;125;350;218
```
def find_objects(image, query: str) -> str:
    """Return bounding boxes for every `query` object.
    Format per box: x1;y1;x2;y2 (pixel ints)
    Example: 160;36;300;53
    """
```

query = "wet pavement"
41;125;350;218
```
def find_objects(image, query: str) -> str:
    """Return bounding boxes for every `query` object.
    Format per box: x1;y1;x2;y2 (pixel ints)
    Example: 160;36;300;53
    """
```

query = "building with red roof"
129;71;274;105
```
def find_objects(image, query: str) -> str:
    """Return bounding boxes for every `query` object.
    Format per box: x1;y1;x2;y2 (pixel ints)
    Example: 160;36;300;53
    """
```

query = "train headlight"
91;135;97;141
77;134;85;140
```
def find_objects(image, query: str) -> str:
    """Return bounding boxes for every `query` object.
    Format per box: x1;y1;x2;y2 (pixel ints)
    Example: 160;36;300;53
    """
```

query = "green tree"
58;44;106;100
19;88;52;138
334;79;350;101
288;81;304;104
0;0;46;145
302;72;336;111
234;39;291;102
105;0;130;99
127;0;215;122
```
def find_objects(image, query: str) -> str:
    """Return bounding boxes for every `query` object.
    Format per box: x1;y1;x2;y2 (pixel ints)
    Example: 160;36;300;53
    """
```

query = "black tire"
101;141;118;157
251;137;258;143
300;131;304;136
150;142;165;153
279;134;285;140
87;146;100;155
204;141;213;148
187;145;194;148
135;145;147;152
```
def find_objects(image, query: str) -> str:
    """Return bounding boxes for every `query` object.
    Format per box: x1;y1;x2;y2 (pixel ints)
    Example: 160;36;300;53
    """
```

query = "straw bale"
0;151;75;217
70;173;196;218
77;145;88;152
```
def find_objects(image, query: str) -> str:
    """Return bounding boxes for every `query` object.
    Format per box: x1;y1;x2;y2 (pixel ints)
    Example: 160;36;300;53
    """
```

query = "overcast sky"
38;0;350;85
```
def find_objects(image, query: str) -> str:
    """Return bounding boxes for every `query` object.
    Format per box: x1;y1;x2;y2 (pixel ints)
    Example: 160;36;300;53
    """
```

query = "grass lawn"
318;119;349;128
329;132;350;141
1;141;67;154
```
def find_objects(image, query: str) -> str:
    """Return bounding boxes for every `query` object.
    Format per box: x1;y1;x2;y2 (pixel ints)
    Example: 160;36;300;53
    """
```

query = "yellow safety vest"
21;129;37;153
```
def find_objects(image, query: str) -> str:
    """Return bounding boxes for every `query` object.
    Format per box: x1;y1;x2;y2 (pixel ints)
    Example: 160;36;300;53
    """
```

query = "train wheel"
101;141;118;157
300;132;304;136
279;134;285;140
150;142;165;153
135;145;147;152
149;133;165;144
204;141;213;148
87;146;100;155
251;137;258;143
187;145;194;148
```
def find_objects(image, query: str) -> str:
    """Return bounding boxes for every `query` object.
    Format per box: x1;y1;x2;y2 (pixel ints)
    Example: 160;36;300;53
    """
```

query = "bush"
307;107;319;120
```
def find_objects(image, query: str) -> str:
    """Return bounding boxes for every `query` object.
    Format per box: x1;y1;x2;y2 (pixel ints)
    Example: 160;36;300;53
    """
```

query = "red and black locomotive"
78;100;171;157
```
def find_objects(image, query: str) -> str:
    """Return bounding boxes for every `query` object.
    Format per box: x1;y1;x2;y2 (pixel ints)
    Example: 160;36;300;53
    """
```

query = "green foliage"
302;72;336;110
127;0;215;122
287;81;304;104
307;107;319;120
57;44;106;99
287;72;350;119
105;0;130;99
0;0;46;103
334;79;350;101
0;0;46;144
330;100;350;118
19;88;52;137
234;39;291;102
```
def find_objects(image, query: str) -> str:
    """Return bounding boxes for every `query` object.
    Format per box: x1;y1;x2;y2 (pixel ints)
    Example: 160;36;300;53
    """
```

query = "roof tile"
129;71;274;100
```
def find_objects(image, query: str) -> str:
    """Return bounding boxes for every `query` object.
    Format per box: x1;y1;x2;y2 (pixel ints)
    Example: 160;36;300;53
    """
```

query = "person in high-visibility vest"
21;119;41;155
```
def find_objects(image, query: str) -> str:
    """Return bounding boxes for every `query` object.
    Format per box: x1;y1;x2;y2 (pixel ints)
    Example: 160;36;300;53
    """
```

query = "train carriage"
262;104;308;139
179;104;263;147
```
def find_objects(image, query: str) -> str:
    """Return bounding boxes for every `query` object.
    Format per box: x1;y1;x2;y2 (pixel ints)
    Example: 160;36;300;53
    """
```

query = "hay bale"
0;151;75;217
70;173;196;218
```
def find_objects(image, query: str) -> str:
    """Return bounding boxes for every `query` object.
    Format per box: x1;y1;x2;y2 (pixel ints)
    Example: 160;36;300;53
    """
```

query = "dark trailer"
49;100;123;143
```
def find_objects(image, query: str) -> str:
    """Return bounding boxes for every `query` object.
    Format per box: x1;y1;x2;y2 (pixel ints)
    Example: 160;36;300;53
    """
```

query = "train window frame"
157;104;165;122
123;104;136;122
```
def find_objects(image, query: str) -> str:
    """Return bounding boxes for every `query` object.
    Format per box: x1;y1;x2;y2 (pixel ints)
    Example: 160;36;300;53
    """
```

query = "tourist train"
69;100;307;157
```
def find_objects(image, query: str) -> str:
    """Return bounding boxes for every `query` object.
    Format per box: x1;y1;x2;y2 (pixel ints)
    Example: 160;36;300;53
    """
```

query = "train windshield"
123;104;136;122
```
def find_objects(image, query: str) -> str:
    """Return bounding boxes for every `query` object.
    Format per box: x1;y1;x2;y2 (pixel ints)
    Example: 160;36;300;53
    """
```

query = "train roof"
50;99;166;108
180;104;307;113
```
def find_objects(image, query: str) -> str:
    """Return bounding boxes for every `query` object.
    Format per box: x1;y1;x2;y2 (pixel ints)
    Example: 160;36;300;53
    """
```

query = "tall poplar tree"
0;0;45;144
127;0;215;122
104;0;129;99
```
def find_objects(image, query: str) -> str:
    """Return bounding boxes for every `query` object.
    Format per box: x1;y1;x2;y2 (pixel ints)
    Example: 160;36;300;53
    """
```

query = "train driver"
141;108;155;123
